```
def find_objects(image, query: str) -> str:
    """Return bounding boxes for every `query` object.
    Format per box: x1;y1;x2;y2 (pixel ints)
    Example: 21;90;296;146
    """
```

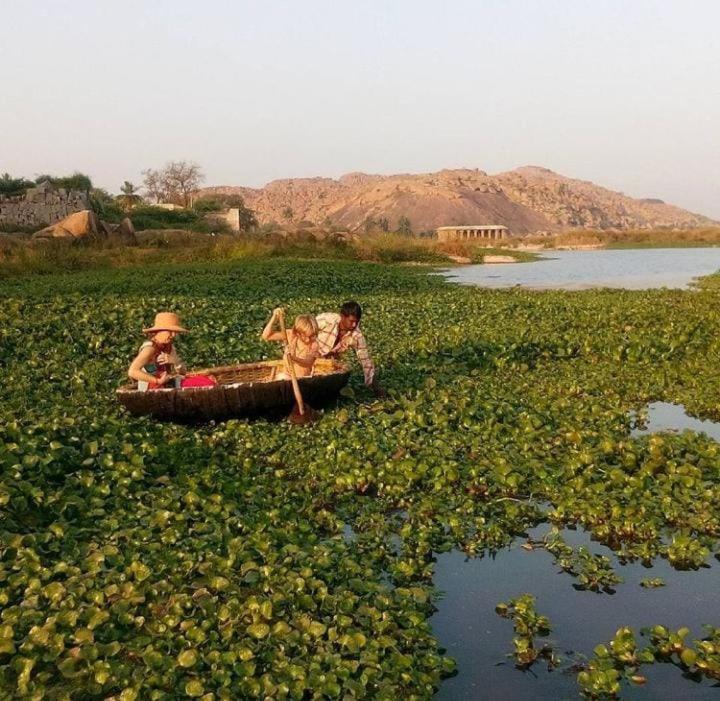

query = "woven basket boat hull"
116;358;350;421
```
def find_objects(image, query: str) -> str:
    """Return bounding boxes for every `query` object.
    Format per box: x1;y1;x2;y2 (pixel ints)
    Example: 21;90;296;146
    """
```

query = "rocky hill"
198;166;716;234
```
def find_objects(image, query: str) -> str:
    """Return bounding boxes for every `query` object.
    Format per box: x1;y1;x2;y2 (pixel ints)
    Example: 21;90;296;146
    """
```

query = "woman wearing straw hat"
128;312;189;391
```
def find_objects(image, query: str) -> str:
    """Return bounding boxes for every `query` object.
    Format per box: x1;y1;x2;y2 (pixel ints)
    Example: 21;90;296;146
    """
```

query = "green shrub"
129;206;208;232
90;189;125;224
0;173;35;197
192;198;223;213
35;171;93;192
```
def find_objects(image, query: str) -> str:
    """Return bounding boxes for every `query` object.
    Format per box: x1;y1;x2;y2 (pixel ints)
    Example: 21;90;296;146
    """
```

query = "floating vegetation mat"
1;259;720;699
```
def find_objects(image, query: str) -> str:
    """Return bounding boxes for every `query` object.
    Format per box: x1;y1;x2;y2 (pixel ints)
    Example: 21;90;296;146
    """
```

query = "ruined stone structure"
202;207;245;232
218;208;243;232
436;225;509;241
0;181;90;230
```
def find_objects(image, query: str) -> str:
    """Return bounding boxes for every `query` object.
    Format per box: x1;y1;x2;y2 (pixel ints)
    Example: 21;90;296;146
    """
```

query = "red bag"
180;375;217;388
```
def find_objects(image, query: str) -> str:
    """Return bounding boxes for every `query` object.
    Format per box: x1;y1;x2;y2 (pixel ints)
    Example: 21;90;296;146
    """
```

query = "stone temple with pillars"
436;225;509;241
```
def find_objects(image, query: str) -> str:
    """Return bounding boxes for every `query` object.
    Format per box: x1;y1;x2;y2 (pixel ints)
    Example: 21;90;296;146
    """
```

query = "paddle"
277;309;318;425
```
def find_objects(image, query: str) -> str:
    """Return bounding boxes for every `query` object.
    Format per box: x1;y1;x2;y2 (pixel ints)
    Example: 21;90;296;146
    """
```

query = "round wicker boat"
116;358;350;421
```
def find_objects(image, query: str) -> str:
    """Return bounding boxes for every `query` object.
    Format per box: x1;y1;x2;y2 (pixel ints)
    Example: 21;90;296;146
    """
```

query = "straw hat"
143;312;189;334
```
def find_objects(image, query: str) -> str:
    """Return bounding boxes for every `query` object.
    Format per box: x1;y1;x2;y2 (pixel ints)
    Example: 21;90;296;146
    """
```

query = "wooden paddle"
277;309;315;423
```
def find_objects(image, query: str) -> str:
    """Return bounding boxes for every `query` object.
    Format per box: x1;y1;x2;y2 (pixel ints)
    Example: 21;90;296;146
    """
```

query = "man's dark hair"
340;300;362;320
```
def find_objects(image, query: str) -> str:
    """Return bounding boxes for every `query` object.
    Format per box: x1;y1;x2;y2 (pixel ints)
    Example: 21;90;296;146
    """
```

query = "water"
633;402;720;442
432;403;720;699
442;248;720;290
432;531;719;700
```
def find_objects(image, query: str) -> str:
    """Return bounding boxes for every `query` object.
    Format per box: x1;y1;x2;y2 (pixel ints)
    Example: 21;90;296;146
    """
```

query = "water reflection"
432;525;719;700
441;248;720;290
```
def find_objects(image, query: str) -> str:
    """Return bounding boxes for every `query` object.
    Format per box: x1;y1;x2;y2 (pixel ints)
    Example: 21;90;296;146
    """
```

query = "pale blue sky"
2;1;719;217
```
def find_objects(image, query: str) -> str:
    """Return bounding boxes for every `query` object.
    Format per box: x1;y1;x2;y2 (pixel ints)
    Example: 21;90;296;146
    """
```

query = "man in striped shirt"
315;301;385;397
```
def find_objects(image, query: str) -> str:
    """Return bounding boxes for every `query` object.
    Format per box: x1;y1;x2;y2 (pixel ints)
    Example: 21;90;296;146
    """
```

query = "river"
442;248;720;290
432;244;720;698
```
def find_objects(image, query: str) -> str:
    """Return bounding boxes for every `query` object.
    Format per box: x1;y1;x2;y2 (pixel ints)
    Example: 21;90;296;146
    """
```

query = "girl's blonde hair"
293;314;319;338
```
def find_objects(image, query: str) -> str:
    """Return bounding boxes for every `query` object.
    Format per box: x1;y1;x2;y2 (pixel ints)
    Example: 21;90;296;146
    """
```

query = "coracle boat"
116;358;350;421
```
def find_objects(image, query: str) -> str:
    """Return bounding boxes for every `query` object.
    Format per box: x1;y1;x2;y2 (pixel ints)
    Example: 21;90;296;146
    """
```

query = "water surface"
442;248;720;290
633;402;720;441
432;530;719;700
433;402;720;699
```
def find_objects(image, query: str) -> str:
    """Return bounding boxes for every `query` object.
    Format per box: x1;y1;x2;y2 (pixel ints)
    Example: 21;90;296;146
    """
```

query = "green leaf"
185;680;204;697
247;623;270;639
177;649;198;668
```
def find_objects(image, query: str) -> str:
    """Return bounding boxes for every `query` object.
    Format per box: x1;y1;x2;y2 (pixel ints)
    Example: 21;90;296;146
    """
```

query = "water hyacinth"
0;259;719;698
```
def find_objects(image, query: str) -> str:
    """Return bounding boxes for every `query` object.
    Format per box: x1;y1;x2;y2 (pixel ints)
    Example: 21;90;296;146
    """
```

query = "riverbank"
517;226;720;250
4;227;720;278
0;231;539;278
441;247;720;291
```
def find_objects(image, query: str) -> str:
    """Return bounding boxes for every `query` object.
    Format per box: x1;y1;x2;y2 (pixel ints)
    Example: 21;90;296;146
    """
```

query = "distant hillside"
198;167;716;234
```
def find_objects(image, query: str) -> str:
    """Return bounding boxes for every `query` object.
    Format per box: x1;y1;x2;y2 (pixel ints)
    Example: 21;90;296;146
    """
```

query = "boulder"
33;210;100;240
112;217;137;245
329;231;359;243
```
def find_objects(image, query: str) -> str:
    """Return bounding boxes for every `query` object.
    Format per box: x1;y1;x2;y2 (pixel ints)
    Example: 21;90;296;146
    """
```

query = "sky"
2;0;719;217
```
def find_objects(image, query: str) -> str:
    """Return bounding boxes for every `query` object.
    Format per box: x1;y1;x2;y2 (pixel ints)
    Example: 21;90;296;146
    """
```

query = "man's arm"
352;329;375;386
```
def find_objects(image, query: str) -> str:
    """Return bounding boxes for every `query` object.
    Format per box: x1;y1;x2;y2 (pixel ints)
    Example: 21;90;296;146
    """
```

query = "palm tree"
116;181;143;211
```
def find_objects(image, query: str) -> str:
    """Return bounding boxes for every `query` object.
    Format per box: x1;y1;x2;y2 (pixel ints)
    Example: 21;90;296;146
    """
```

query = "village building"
155;203;184;211
436;225;509;241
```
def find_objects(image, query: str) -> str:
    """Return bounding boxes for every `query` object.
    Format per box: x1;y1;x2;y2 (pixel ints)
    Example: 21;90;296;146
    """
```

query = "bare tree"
397;215;412;236
142;161;204;206
142;168;165;204
163;161;204;207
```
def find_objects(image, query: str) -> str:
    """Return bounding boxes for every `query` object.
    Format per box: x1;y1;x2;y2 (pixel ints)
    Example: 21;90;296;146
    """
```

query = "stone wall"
205;208;243;232
0;182;90;230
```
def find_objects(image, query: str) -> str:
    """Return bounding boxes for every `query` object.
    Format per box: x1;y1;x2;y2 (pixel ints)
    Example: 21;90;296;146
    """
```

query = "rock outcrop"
198;167;716;234
33;211;137;245
34;210;100;239
111;218;138;245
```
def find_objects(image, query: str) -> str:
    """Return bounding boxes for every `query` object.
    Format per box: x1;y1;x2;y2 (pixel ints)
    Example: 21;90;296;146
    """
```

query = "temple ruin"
436;225;509;241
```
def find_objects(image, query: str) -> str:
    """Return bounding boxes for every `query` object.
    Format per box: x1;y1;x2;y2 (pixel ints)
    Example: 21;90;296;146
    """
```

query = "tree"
116;181;143;211
142;168;165;204
282;206;294;223
377;216;390;233
60;172;93;192
0;173;35;196
397;215;412;236
163;161;204;207
34;172;93;192
363;216;376;234
89;188;125;223
120;180;137;196
142;161;204;207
